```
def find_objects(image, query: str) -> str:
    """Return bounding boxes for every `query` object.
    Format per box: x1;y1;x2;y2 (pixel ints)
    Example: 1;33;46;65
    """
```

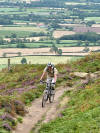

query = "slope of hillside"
0;53;100;132
71;53;100;72
0;64;46;132
0;63;69;132
39;53;100;133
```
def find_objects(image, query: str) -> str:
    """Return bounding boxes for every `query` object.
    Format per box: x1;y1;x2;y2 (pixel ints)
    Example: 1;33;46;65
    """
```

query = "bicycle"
40;80;55;108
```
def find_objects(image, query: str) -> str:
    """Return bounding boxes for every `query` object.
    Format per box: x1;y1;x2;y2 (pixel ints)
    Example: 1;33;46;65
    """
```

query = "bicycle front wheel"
42;93;48;107
49;94;55;103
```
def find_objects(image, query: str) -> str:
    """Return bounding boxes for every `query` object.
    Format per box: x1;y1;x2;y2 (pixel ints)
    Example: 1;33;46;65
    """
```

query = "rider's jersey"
43;67;58;78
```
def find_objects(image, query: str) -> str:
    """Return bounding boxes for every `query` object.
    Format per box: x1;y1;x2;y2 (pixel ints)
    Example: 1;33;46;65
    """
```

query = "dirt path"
13;87;67;133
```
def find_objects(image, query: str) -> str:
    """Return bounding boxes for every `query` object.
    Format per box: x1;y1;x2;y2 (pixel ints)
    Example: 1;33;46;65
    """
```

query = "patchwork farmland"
0;46;100;57
73;26;100;34
53;30;75;38
0;0;100;133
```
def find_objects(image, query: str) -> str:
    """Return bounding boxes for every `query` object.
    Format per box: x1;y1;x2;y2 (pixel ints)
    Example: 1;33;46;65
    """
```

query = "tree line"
60;32;100;43
0;18;13;25
0;0;65;8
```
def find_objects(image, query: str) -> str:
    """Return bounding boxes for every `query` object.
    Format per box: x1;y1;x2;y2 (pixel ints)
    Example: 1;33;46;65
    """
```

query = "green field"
0;40;98;48
65;2;87;5
0;64;7;70
0;7;19;12
0;7;56;15
0;30;32;38
0;26;46;32
24;43;52;48
0;56;81;66
85;17;100;23
0;26;47;38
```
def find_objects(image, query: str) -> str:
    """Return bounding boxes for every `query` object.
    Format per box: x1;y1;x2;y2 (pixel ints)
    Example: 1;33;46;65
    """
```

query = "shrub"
21;58;27;64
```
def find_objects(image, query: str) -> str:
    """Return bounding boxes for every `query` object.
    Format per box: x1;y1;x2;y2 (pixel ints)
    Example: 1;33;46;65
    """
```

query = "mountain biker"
40;62;58;92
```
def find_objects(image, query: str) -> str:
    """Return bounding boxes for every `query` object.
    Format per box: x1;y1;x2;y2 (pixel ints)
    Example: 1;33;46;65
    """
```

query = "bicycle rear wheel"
42;93;48;107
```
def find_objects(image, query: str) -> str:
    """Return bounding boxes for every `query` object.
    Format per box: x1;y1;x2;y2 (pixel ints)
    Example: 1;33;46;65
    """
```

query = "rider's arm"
54;74;57;83
40;71;46;81
54;68;58;83
40;67;47;81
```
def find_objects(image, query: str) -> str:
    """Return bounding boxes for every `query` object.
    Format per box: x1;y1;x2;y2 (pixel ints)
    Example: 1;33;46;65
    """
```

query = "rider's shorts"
46;78;55;90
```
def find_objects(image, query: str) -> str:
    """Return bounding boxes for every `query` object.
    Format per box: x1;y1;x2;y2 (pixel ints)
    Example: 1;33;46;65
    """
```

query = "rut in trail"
13;87;67;133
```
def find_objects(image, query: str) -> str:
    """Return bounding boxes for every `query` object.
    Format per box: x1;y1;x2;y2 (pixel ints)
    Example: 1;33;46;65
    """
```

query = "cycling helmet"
47;62;54;69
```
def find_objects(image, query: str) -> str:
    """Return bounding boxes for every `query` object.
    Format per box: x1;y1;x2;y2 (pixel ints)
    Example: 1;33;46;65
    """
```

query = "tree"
77;41;82;46
2;53;6;57
72;17;76;22
49;44;58;54
0;38;4;45
57;49;62;55
16;43;26;48
79;15;85;21
68;27;73;31
21;58;27;64
56;39;60;44
50;22;61;29
18;52;22;56
19;5;24;12
83;47;90;52
97;40;100;46
52;44;58;54
85;41;89;46
11;33;17;38
49;47;54;53
49;44;62;55
86;21;96;27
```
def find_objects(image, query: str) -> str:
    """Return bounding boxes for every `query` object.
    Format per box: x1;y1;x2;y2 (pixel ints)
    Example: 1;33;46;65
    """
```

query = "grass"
0;40;99;48
0;64;7;70
60;40;96;46
0;7;19;12
71;53;100;72
24;43;53;48
26;7;58;13
0;64;46;132
60;40;78;44
0;60;74;132
0;27;46;32
0;30;32;38
0;7;53;15
24;42;80;48
65;2;87;5
0;41;99;48
85;17;100;23
0;26;47;38
0;7;59;13
0;56;80;65
0;52;100;132
39;79;100;133
39;53;100;133
0;44;17;48
0;3;100;132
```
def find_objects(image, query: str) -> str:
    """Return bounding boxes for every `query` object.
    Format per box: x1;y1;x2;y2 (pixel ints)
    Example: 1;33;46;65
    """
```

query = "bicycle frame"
41;80;55;107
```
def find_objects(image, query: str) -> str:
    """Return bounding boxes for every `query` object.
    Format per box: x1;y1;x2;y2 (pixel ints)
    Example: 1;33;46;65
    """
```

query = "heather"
0;63;69;132
71;53;100;73
39;53;100;133
1;53;100;132
0;64;46;132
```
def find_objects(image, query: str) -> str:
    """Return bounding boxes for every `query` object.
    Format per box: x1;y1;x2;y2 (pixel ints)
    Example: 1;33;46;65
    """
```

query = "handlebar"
40;80;55;84
40;81;46;84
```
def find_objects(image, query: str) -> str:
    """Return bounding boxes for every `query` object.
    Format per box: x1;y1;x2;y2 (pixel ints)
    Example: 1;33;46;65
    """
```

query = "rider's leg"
51;78;55;89
46;78;51;89
51;78;55;94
